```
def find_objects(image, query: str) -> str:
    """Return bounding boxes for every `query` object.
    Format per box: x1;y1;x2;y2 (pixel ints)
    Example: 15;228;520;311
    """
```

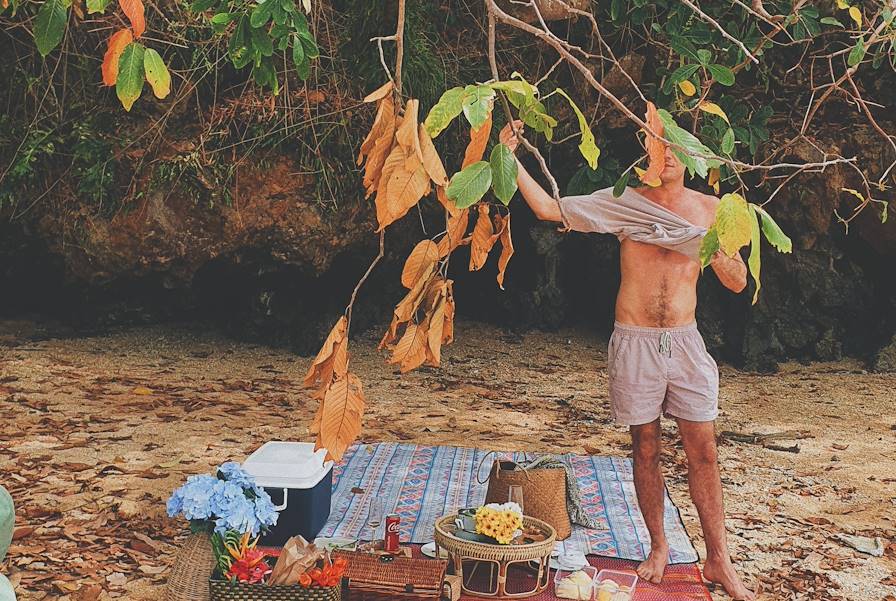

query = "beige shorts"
608;322;719;426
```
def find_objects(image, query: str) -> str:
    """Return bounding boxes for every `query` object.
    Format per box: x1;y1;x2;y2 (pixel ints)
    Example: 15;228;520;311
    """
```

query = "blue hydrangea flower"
168;462;279;536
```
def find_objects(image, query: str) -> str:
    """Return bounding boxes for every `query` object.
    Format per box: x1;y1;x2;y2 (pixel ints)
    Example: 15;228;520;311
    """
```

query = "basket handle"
267;488;289;511
475;451;498;484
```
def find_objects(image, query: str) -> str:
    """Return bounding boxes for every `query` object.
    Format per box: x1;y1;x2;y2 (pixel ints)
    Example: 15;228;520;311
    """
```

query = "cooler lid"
242;441;334;489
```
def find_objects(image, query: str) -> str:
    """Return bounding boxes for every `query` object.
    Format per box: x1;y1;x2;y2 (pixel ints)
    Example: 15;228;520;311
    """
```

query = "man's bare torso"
616;188;717;328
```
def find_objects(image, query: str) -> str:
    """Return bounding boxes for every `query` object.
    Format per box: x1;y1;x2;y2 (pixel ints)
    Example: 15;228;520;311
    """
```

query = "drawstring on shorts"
658;331;672;357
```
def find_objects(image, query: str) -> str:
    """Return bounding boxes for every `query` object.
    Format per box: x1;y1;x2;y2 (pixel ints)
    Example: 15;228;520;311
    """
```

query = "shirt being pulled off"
557;187;708;263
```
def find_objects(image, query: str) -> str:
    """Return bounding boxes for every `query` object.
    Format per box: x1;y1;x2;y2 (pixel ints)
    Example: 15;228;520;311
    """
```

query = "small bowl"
594;569;638;601
554;565;597;600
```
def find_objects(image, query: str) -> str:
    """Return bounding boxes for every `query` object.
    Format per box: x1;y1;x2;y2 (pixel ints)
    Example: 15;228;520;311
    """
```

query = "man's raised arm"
499;121;562;223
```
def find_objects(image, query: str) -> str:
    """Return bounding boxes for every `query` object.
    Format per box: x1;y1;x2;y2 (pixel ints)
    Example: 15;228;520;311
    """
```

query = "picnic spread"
162;442;712;601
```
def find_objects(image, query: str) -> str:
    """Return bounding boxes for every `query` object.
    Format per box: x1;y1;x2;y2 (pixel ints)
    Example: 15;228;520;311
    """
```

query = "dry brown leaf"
442;281;455;344
469;204;497;271
641;101;665;187
362;102;397;197
389;323;429;373
418;124;448;187
494;212;514;290
358;94;395;166
425;294;447;367
375;153;429;231
303;316;347;391
437;205;470;258
436;185;460;218
379;265;436;349
363;80;393;103
316;373;365;462
401;240;440;289
462;113;493;169
395;99;423;165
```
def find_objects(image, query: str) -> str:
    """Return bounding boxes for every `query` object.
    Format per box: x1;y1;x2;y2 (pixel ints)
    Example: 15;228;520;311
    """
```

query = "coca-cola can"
384;514;400;552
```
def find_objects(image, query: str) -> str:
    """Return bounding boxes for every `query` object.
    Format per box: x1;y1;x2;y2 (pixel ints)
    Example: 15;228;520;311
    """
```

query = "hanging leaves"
143;48;171;99
555;89;600;170
418;124;448;187
436;204;470;257
657;108;721;178
461;84;496;129
462;113;493;169
715;193;753;256
494;212;514;289
395;99;424;165
754;205;793;253
116;43;146;111
388;323;429;373
303;316;348;398
120;0;145;38
102;28;133;86
425;86;466;138
747;204;762;305
316;373;365;462
401;240;439;289
640;101;665;187
447;161;492;209
33;0;68;57
363;80;393;103
375;149;430;231
489;143;518;206
469;204;496;271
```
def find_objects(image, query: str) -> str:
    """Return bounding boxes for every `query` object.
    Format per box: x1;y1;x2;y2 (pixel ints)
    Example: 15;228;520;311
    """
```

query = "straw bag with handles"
480;454;572;540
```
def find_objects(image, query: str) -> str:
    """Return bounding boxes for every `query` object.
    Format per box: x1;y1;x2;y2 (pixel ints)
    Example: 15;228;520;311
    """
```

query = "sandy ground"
0;318;895;601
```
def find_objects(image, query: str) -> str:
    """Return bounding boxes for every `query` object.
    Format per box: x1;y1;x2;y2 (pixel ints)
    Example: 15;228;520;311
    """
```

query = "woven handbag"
208;579;340;601
333;550;447;601
483;458;572;540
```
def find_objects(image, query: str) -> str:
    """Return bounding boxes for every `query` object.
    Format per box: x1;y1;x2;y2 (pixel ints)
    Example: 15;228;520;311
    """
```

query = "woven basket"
484;460;571;540
165;532;216;601
497;0;590;22
333;550;447;600
209;580;340;601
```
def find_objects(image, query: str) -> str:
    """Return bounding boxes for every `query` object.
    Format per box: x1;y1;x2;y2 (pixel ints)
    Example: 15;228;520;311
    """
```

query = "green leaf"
250;25;273;56
714;193;753;256
555;89;600;170
250;0;272;27
696;49;712;65
461;84;496;129
424;86;465;138
489;79;537;109
518;99;557;141
747;204;762;304
447;161;492;209
657;108;721;178
229;17;252;69
699;227;720;268
210;11;233;24
298;29;319;58
143;48;170;99
721;128;735;154
707;64;735;86
34;0;68;57
847;36;865;67
292;34;305;67
668;64;700;84
612;171;630;198
490;143;518;206
753;205;792;253
820;16;844;27
116;42;145;111
86;0;111;14
190;0;217;10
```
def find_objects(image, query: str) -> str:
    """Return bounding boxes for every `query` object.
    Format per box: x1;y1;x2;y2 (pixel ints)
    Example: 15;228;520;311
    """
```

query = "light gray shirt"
557;187;708;263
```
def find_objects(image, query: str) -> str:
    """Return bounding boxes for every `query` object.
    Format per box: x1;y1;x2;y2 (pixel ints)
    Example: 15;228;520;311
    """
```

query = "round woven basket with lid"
434;514;556;598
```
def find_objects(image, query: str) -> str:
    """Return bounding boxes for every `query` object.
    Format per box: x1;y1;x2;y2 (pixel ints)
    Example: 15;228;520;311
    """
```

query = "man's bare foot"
703;556;756;600
636;544;668;584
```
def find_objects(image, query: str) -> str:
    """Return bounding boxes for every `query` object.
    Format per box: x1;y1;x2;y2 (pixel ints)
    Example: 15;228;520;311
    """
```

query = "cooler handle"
269;488;289;511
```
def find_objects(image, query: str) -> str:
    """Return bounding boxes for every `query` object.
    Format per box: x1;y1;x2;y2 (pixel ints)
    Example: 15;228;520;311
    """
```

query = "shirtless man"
500;121;756;600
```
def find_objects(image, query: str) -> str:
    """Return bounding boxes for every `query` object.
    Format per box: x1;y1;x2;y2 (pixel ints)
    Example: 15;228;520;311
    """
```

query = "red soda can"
384;514;401;552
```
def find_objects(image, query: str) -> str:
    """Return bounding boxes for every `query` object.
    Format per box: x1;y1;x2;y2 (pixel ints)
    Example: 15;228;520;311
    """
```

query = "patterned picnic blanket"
319;443;699;564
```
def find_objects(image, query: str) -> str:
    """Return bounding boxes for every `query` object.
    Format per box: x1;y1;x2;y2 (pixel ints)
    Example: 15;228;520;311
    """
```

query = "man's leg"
676;418;755;600
631;419;669;584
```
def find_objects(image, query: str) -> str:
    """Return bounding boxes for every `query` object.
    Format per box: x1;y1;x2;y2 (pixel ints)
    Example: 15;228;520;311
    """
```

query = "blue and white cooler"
242;442;334;547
